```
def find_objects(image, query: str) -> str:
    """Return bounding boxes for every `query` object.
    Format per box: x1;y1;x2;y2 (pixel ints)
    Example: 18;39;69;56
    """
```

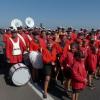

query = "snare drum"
29;51;43;69
9;63;31;86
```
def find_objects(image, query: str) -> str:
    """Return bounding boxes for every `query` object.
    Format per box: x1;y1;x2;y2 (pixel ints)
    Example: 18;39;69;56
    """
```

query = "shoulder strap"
9;37;14;44
9;37;19;45
17;33;26;46
27;35;32;41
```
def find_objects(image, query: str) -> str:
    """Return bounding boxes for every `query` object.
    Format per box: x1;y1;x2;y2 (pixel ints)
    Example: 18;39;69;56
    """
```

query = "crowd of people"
2;26;100;100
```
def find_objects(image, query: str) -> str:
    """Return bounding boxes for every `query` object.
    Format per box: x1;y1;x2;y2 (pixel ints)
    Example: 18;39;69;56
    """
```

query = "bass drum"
29;51;43;69
9;63;31;86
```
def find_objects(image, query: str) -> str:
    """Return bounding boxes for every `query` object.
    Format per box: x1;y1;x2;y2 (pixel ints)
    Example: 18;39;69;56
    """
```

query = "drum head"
12;68;30;86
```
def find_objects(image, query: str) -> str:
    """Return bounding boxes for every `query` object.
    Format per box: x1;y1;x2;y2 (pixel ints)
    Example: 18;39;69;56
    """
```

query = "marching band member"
60;35;73;68
77;39;88;60
3;29;12;64
42;38;57;98
29;32;40;51
52;37;62;83
97;45;100;77
6;30;26;64
25;30;34;43
86;46;98;89
60;35;73;84
3;29;12;45
71;51;87;100
29;32;40;82
63;43;77;95
70;30;77;41
17;28;30;65
5;30;26;79
39;30;47;49
54;31;61;43
3;29;12;54
17;28;29;51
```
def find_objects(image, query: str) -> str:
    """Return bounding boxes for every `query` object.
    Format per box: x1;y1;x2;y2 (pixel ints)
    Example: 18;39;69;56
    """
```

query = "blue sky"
0;0;100;29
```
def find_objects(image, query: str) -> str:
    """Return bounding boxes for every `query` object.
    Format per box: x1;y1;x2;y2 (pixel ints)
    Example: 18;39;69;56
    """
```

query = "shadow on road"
48;80;71;100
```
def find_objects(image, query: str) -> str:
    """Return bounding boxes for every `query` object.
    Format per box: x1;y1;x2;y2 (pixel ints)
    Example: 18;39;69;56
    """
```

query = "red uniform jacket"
97;48;100;65
6;37;26;64
3;33;12;45
18;32;29;50
95;40;100;48
76;38;82;44
42;48;57;64
29;40;40;52
60;41;72;66
86;51;97;72
26;34;34;42
53;42;62;55
79;46;88;59
71;32;77;41
71;60;87;90
65;51;74;68
97;50;100;66
39;37;47;49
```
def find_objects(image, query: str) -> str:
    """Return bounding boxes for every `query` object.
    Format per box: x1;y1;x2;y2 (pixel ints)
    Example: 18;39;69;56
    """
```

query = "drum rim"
9;66;29;76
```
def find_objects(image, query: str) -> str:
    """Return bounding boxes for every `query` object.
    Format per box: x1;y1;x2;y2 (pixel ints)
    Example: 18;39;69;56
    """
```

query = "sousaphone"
11;18;23;30
25;17;34;28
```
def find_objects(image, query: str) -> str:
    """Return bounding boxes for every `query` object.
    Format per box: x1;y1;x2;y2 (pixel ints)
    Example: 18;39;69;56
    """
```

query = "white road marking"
28;82;54;100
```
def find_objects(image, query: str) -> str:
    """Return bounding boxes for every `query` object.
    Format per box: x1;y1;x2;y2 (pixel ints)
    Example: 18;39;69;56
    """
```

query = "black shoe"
65;91;71;99
98;75;100;77
91;82;95;86
94;76;100;80
43;93;47;98
67;89;72;92
88;84;95;90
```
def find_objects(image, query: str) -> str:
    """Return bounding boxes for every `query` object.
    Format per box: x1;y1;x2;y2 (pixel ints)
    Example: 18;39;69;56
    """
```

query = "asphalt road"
49;79;100;100
0;75;41;100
